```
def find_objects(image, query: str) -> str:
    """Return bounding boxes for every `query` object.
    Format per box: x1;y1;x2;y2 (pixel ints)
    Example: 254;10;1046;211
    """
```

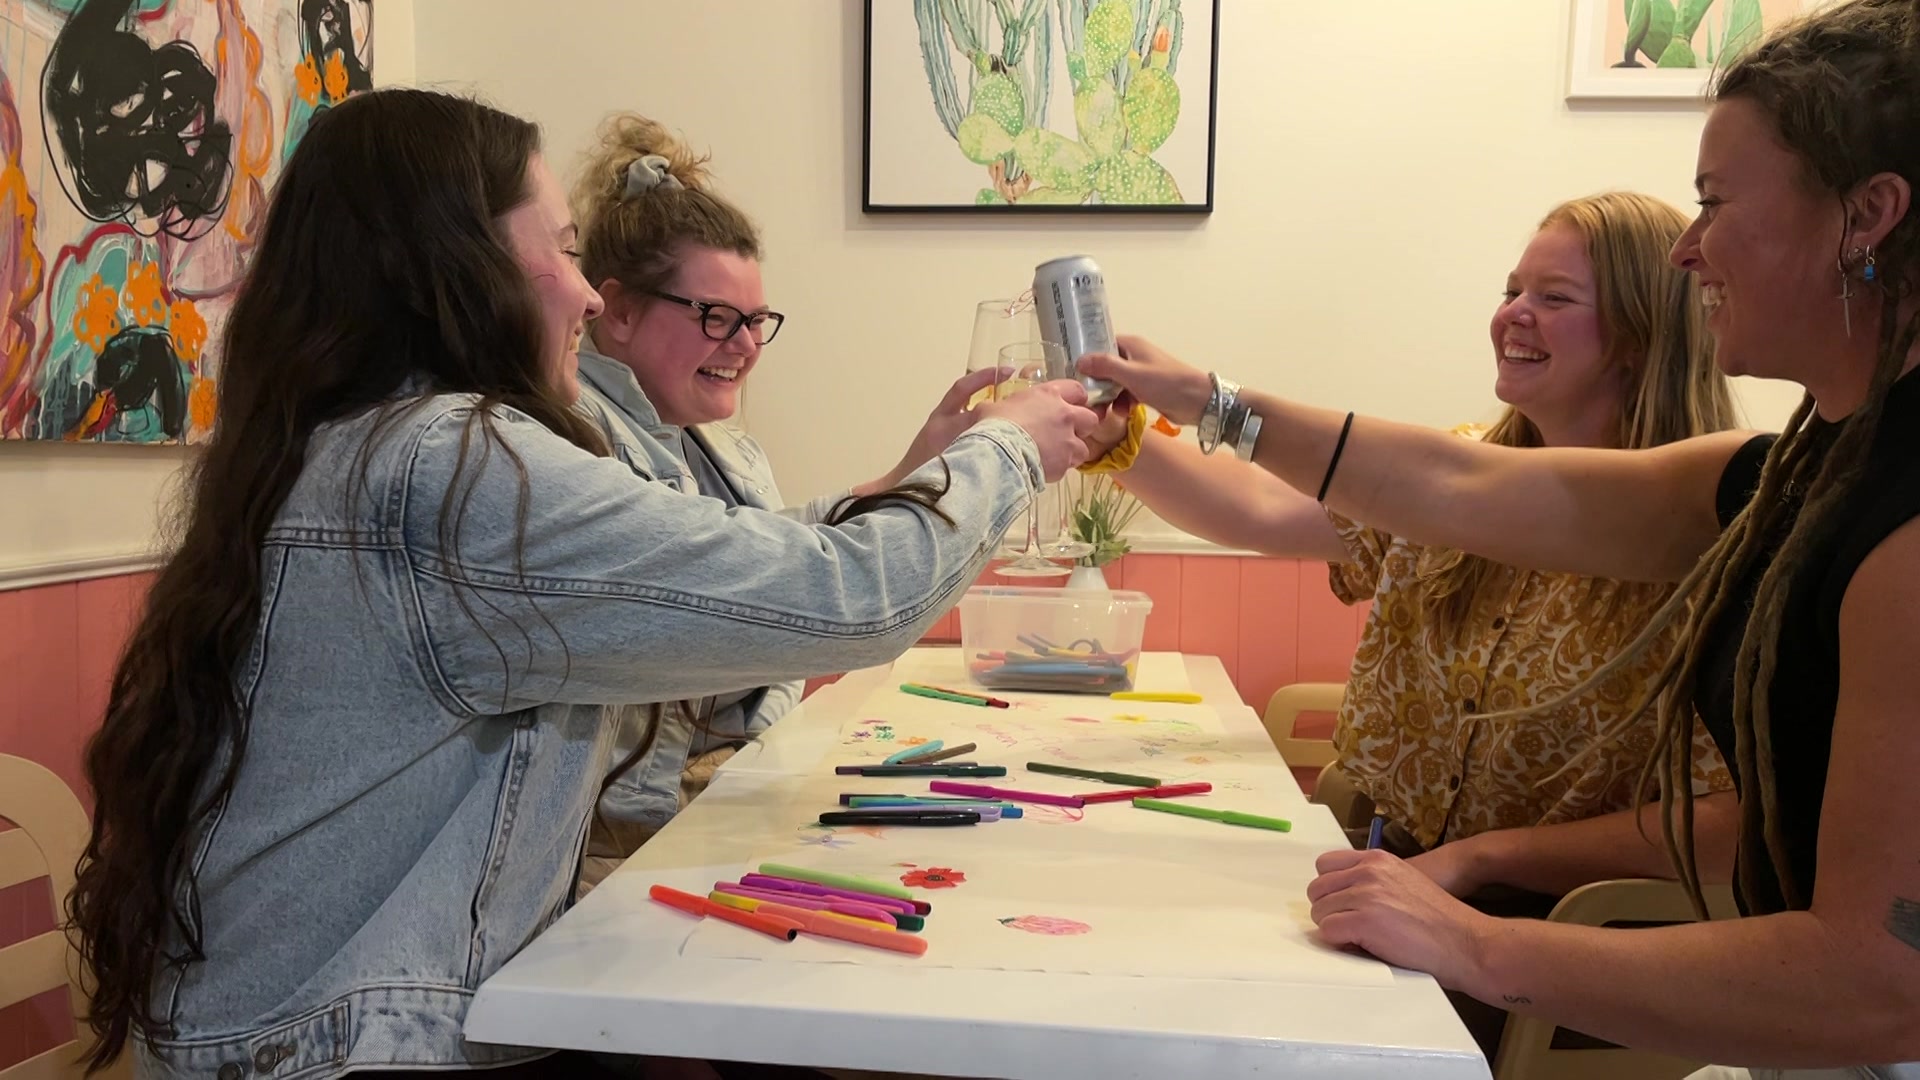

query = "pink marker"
712;883;898;926
928;780;1085;808
1076;782;1213;804
739;874;928;915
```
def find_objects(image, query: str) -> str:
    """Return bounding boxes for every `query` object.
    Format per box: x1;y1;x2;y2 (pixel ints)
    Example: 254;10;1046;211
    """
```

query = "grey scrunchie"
623;154;684;199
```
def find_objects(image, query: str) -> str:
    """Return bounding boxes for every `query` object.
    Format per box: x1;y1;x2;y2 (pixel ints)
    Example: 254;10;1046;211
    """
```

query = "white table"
466;650;1490;1079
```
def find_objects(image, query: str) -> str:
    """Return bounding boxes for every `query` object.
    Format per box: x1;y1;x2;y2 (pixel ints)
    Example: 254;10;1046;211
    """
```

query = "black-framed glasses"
648;290;785;345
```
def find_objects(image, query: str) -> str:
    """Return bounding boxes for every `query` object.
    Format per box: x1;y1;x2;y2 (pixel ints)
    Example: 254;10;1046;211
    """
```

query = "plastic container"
957;586;1153;694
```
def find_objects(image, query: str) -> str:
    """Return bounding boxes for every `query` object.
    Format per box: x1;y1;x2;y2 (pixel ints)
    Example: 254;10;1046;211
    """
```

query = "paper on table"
681;893;1390;986
678;842;1393;988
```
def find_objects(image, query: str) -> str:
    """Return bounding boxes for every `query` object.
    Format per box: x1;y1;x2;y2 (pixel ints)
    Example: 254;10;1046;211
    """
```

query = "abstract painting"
1566;0;1808;101
864;0;1217;213
0;0;371;443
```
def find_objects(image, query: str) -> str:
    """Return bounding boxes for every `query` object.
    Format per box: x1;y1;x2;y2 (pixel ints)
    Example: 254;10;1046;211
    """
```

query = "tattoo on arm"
1888;897;1920;953
1502;994;1533;1006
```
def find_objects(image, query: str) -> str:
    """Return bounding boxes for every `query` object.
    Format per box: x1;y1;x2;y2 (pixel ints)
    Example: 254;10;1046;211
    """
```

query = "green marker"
757;862;916;901
1027;761;1161;788
899;684;992;707
1132;797;1291;833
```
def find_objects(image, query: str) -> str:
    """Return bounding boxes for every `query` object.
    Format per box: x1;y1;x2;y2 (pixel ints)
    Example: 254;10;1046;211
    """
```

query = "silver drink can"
1033;255;1121;405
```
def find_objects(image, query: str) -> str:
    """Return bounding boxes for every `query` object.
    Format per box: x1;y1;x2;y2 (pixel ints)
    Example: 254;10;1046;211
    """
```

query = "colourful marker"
833;764;1005;777
883;740;942;765
819;810;980;827
894;741;977;764
1110;691;1203;703
757;863;917;902
903;682;1011;708
899;684;994;708
928;780;1084;808
1131;797;1291;832
1075;782;1213;805
1366;813;1386;850
711;884;898;928
713;894;928;956
1026;762;1162;788
739;874;924;915
648;884;799;941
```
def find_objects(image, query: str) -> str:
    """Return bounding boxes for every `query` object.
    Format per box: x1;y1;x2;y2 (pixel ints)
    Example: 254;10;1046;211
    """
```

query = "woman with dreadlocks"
1078;1;1920;1072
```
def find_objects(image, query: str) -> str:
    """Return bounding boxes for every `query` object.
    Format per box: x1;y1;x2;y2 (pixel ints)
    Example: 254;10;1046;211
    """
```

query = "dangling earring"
1840;247;1864;337
1863;247;1878;283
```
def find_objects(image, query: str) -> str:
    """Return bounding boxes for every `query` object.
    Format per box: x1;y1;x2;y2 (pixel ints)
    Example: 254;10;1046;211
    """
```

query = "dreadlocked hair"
1497;0;1920;917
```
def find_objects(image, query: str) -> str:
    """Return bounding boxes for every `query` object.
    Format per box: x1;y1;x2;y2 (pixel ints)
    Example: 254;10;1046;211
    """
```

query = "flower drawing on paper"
796;825;853;850
900;866;965;890
999;915;1091;936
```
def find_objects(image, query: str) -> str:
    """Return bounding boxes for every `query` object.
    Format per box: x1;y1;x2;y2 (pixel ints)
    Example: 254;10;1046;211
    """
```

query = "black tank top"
1696;369;1920;914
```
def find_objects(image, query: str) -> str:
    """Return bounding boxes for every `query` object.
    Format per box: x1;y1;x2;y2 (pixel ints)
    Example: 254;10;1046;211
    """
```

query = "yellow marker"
707;891;896;931
1111;691;1203;704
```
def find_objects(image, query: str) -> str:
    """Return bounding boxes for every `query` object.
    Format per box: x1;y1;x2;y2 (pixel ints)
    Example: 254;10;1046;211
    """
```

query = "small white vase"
1064;564;1110;591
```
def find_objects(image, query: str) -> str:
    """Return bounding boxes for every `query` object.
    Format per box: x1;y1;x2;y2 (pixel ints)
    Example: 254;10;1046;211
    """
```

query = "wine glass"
967;297;1040;552
966;296;1040;403
992;341;1073;577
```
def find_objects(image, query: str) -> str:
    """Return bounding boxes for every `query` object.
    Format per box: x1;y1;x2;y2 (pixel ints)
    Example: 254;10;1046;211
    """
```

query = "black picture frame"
863;0;1219;214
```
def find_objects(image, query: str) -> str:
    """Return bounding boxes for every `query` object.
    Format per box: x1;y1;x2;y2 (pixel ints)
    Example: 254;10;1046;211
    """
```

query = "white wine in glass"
993;342;1073;577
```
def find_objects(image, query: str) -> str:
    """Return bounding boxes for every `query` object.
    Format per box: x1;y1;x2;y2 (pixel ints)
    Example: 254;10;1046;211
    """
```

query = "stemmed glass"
991;341;1077;577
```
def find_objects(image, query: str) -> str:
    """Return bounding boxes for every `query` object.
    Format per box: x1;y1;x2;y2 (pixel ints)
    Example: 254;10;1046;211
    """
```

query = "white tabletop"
466;650;1490;1079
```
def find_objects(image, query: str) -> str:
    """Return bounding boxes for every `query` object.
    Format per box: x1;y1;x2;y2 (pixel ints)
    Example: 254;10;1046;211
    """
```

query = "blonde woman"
566;114;1014;888
1083;193;1738;897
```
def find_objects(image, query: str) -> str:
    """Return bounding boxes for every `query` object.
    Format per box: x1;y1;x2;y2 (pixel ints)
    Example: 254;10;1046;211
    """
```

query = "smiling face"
498;153;603;402
1488;222;1625;439
595;244;768;427
1669;97;1850;385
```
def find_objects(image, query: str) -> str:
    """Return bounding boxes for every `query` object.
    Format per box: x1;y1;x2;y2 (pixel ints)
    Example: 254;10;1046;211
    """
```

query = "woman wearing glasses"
569;112;1012;888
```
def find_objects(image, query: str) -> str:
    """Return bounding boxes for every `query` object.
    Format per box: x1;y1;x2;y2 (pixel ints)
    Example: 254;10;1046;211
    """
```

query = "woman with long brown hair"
66;87;1094;1078
1085;1;1920;1072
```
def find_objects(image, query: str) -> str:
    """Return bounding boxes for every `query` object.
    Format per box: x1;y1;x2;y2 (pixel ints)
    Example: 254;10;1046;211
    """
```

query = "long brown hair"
67;88;609;1068
1547;0;1920;915
1418;192;1738;635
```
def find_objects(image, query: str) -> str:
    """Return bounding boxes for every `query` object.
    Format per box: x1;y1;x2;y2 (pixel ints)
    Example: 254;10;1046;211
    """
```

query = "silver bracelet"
1200;374;1241;455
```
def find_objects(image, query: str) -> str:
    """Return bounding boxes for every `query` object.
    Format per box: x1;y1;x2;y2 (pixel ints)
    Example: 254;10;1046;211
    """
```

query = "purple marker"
739;874;930;915
711;883;898;926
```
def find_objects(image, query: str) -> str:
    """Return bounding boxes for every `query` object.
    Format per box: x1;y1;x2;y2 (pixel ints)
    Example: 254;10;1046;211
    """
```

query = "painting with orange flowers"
0;0;371;442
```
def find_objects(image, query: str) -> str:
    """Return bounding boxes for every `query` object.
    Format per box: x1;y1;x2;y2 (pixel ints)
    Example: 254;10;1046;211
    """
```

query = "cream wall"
415;0;1805;538
0;0;417;586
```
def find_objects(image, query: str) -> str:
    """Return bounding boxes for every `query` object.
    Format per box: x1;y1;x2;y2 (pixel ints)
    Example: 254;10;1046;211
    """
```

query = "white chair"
0;754;128;1080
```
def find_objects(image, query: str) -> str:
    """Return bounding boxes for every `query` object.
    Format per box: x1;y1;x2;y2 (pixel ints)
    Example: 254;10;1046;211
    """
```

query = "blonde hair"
1419;192;1739;635
570;112;761;304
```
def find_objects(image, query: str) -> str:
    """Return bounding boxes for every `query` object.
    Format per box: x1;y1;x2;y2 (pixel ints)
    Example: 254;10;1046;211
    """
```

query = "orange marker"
649;884;801;941
719;895;929;957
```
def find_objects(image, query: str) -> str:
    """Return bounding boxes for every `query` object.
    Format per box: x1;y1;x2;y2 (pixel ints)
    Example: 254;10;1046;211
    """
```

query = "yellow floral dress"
1325;429;1731;848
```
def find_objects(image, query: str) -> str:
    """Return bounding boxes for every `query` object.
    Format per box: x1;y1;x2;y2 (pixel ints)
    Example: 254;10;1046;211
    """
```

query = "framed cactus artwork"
1566;0;1813;101
863;0;1218;213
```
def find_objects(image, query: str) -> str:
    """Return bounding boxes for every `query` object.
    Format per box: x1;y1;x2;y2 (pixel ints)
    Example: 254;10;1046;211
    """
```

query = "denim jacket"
574;346;825;835
136;393;1036;1078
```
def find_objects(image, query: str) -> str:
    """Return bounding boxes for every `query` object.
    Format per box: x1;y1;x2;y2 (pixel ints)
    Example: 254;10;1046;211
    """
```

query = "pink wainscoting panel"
0;582;84;801
1295;561;1365;685
1119;554;1183;652
1235;558;1304;721
1174;556;1242;686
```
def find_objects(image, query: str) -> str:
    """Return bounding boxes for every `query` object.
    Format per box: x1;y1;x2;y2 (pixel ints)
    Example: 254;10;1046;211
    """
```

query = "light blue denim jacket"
136;393;1036;1078
574;346;822;834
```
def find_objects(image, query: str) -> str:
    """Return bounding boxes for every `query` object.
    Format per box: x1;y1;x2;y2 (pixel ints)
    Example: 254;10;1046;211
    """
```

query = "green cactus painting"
865;0;1217;211
1570;0;1805;99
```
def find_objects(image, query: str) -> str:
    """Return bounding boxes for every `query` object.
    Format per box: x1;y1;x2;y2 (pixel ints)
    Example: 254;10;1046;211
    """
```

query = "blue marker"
1365;813;1386;851
883;740;942;765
